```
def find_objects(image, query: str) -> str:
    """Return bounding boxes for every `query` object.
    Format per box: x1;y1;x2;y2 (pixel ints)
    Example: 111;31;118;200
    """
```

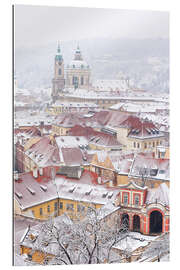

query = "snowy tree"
30;205;129;265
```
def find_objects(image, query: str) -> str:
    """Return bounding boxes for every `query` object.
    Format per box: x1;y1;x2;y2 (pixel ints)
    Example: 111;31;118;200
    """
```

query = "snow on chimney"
14;171;19;181
109;180;113;187
97;177;102;184
77;168;82;179
39;167;43;176
33;167;38;178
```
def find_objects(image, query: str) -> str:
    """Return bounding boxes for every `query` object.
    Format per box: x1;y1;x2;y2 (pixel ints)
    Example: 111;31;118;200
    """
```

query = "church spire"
57;42;61;53
55;42;63;62
74;44;83;60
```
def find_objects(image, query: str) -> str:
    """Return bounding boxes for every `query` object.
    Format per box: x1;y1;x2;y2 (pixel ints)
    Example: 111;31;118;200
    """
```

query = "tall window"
133;142;136;148
39;208;43;216
144;143;147;149
137;143;140;148
81;76;84;85
77;204;85;212
72;76;78;85
54;202;58;211
59;202;63;209
134;195;140;206
58;68;61;75
153;142;155;147
66;203;74;211
123;193;129;205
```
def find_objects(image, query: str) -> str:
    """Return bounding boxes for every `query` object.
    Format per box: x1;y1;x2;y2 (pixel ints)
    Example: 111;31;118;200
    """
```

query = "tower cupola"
74;45;83;61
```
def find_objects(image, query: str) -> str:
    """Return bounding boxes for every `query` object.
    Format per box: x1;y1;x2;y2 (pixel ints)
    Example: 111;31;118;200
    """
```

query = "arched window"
81;76;84;85
58;68;61;75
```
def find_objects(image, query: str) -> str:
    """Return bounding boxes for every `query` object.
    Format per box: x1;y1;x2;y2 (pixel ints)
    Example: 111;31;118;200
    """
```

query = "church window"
59;202;63;209
123;193;129;205
58;68;61;75
73;76;78;85
81;76;84;85
134;194;140;206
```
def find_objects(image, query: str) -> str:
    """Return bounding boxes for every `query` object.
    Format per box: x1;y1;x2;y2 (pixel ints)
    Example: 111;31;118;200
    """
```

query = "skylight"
26;187;36;195
15;192;23;199
40;185;47;192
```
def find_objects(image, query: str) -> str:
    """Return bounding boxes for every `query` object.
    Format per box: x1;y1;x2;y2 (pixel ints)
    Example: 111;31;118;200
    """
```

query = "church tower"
66;45;91;90
52;43;65;101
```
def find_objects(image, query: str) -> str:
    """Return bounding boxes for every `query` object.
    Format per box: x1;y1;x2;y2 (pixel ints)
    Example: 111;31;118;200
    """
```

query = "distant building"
66;45;91;90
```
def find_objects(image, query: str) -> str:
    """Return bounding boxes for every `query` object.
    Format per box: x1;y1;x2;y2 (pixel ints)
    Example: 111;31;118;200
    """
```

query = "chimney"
97;176;102;184
77;168;82;179
109;180;113;187
33;167;38;178
39;167;43;176
14;171;19;181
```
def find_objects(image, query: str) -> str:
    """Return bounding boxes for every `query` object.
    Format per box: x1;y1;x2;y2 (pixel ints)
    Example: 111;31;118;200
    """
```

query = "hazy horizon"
14;5;169;49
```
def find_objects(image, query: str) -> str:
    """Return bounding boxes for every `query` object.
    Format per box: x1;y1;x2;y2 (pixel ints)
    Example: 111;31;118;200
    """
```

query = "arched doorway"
133;215;140;232
150;210;163;234
121;213;129;230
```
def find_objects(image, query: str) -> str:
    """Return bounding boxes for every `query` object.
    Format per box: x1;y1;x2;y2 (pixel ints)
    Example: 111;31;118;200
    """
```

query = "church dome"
67;45;90;70
68;59;89;69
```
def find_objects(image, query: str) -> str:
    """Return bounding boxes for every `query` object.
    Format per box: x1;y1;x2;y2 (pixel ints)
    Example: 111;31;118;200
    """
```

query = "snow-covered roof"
14;173;58;210
145;183;169;206
93;79;129;91
96;202;120;220
55;136;88;149
52;101;97;108
67;59;89;69
55;177;120;205
113;232;157;253
129;154;170;181
14;169;119;210
25;136;60;167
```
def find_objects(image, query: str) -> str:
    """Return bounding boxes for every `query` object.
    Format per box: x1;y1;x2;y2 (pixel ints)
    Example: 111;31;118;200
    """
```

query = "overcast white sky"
14;5;169;48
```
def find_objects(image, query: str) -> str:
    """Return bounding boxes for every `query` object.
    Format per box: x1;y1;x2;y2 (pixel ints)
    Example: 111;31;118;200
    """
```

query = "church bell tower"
52;43;65;102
